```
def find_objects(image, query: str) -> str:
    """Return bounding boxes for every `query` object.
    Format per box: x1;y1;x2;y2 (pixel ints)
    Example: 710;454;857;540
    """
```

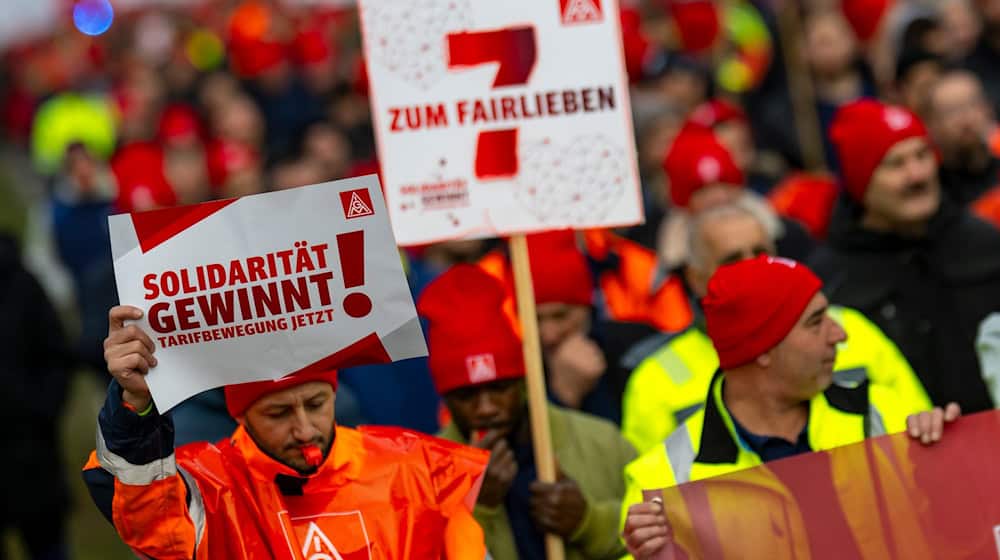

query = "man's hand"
906;402;961;445
529;471;587;537
546;332;607;408
473;430;517;509
104;305;157;411
623;499;672;559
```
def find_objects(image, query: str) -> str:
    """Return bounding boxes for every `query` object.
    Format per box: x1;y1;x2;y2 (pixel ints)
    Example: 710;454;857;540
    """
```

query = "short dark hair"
894;48;944;84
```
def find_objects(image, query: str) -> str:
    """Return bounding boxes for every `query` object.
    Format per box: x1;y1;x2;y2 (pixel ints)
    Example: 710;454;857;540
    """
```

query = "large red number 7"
446;26;537;179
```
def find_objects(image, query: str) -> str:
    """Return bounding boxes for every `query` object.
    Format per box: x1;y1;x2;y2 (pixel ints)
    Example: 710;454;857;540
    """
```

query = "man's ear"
755;351;771;368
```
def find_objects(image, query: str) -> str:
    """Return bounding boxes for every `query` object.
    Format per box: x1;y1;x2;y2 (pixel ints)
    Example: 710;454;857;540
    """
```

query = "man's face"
767;292;847;401
537;302;591;353
975;0;1000;30
443;379;526;440
899;61;943;115
244;381;336;473
687;213;774;297
863;137;941;231
928;74;993;166
688;184;742;213
658;70;709;114
805;12;856;78
714;121;755;171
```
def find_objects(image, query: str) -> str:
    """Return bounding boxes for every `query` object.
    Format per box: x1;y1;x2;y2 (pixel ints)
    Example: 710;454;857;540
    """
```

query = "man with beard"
424;265;636;560
83;305;489;559
927;70;1000;206
811;98;1000;413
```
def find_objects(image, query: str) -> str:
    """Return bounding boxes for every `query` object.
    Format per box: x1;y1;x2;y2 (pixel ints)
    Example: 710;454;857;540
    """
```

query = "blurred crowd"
5;0;1000;557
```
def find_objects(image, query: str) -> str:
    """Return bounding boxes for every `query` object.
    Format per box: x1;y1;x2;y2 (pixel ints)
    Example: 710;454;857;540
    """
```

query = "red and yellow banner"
645;411;1000;560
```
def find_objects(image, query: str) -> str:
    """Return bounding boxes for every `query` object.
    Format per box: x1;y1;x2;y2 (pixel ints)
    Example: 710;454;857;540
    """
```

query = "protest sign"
642;410;1000;560
359;0;642;246
108;175;427;411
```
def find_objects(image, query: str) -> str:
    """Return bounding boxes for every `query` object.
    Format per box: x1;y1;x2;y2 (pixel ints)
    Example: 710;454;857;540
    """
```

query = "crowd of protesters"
5;0;1000;558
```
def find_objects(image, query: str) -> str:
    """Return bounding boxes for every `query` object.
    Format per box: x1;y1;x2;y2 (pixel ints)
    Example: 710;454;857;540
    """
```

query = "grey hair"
686;193;784;272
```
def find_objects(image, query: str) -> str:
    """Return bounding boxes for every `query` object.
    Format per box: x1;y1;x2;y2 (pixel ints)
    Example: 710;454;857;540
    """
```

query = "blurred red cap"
157;104;203;147
111;142;177;213
206;139;260;189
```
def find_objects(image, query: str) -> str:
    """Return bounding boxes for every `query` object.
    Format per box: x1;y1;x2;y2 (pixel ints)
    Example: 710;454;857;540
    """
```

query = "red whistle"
473;429;488;444
301;444;322;467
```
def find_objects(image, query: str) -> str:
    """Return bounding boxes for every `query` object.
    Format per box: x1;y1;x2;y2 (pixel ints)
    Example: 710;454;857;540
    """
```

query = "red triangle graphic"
130;198;238;254
284;333;391;378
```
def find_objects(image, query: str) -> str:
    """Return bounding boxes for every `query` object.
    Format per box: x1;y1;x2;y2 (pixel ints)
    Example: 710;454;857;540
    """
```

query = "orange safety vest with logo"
84;421;488;559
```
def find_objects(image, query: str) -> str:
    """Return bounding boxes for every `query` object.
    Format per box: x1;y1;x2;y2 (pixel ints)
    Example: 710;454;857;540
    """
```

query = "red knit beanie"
111;142;177;213
663;128;745;208
703;255;822;369
666;0;722;54
527;230;594;307
225;369;339;418
688;98;748;129
418;264;525;396
829;99;930;203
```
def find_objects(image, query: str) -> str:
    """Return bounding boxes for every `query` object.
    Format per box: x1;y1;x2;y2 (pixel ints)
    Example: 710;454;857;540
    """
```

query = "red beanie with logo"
663;128;745;208
703;255;822;369
527;230;593;307
418;264;525;396
829;99;930;203
225;369;339;418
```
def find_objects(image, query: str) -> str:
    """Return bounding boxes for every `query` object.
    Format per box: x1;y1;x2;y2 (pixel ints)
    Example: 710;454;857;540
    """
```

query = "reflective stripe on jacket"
83;382;489;559
621;305;931;454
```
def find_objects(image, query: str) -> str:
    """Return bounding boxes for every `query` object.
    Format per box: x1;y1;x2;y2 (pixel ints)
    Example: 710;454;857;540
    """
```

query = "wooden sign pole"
775;0;828;171
509;233;566;560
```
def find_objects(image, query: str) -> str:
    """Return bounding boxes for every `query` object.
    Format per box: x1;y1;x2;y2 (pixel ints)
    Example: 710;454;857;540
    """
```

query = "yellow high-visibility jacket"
622;306;931;454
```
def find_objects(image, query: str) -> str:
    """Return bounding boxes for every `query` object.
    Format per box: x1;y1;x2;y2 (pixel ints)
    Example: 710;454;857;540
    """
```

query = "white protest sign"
108;175;426;411
359;0;642;246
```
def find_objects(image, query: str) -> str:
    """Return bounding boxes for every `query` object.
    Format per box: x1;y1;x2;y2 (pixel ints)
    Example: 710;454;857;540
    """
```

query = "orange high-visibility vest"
582;229;693;332
478;231;693;333
84;425;488;559
767;173;840;240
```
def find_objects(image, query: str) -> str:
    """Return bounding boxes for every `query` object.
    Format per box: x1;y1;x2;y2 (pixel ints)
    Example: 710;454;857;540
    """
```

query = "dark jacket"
810;197;1000;412
939;156;1000;207
964;36;1000;118
0;234;74;521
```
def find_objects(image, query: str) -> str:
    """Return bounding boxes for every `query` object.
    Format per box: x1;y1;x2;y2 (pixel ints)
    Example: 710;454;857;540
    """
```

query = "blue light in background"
73;0;114;36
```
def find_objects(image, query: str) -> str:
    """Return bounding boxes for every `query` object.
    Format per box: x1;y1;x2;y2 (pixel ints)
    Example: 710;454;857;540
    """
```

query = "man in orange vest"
83;305;489;559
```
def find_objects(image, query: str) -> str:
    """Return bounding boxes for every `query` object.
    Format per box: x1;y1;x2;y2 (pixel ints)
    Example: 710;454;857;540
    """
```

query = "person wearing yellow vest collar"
620;255;960;559
621;201;931;454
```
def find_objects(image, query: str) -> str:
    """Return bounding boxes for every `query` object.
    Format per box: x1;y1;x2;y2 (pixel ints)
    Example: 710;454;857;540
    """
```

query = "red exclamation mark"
336;230;372;318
